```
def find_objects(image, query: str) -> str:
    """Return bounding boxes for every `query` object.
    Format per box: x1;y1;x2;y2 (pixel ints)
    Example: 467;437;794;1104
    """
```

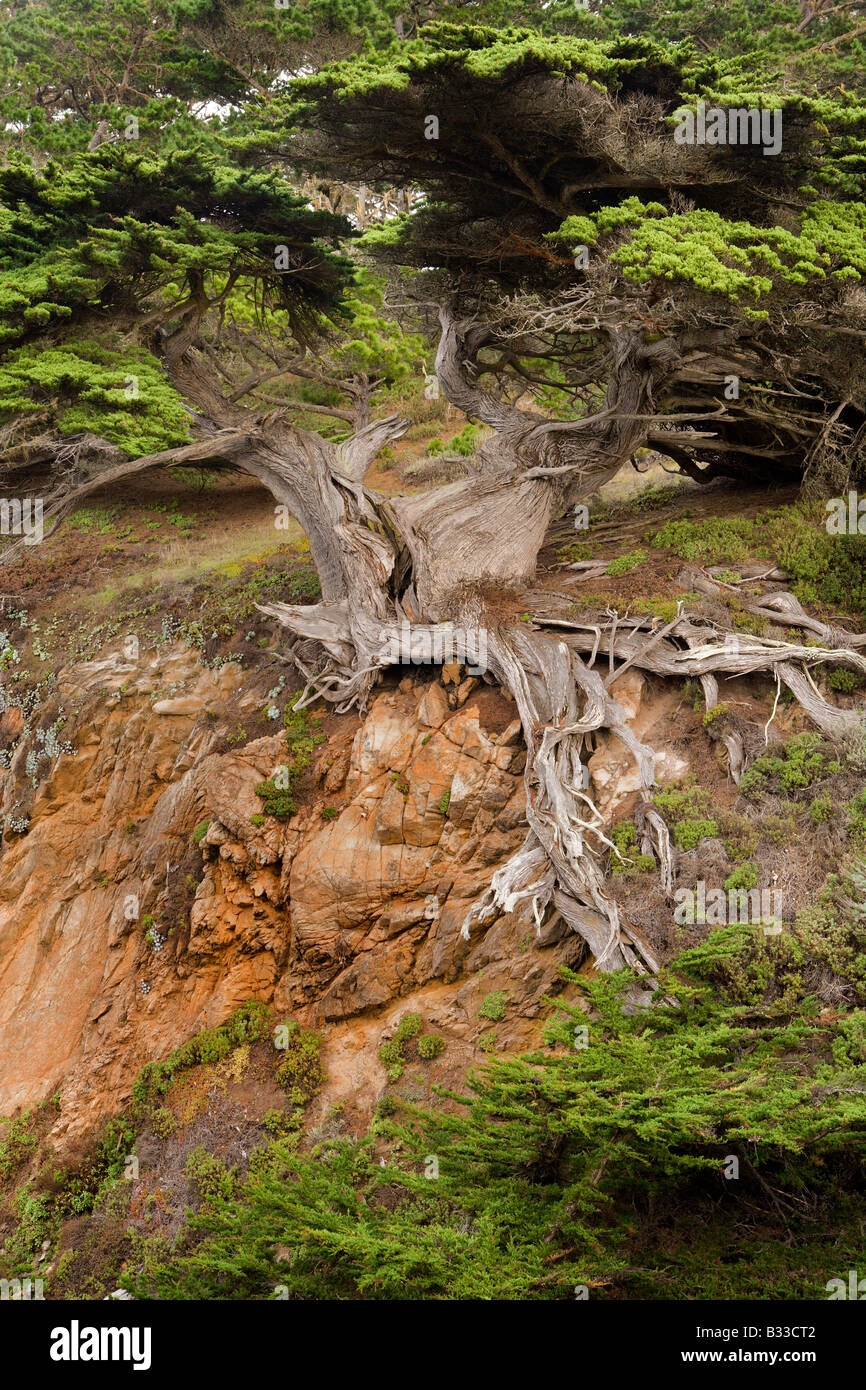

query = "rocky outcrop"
0;643;687;1152
0;647;571;1149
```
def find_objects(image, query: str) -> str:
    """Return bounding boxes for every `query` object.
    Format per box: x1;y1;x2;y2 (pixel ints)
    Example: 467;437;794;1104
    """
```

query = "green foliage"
192;820;210;845
379;1012;422;1080
845;789;866;842
828;668;861;693
0;141;354;459
606;548;648;576
555;201;866;317
448;422;483;455
631;595;701;625
333;267;426;384
186;1148;236;1205
478;991;507;1021
151;1107;176;1140
834;1010;866;1065
127;929;866;1301
274;1023;324;1107
261;1109;304;1140
132;1002;271;1110
557;539;592;565
723;862;758;893
4;1189;50;1268
739;732;832;799
653;784;719;848
254;779;297;819
702;702;728;726
792;862;866;993
0;1111;38;1179
673;818;719;850
255;698;326;819
610;821;654;876
651;506;866;617
809;792;836;824
45;1115;138;1223
416;1034;445;1060
0;339;190;456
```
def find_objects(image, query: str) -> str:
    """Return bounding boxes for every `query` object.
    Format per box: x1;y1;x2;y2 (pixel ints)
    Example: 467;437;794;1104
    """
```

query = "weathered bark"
383;310;682;617
195;312;866;977
461;621;661;981
7;307;864;986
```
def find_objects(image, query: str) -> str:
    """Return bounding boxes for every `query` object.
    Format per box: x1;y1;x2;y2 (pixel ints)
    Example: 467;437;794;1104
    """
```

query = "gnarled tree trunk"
7;310;864;985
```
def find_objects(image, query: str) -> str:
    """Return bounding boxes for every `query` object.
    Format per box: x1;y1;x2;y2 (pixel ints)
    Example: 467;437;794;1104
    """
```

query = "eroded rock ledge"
1;645;622;1151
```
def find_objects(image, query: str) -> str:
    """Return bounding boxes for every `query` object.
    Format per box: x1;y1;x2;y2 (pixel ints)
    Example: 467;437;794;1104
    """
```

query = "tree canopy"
280;18;866;488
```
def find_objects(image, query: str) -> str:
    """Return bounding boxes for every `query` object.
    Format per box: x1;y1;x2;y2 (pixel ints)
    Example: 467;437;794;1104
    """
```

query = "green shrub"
150;1108;176;1140
5;1190;51;1266
0;1112;37;1179
255;699;327;819
723;862;758;893
192;820;210;845
186;1148;236;1205
479;991;507;1022
828;668;861;693
610;822;655;876
274;1023;324;1107
449;423;482;456
130;929;866;1303
833;1010;866;1064
254;777;298;819
631;594;702;624
674;818;718;850
261;1109;303;1139
416;1034;445;1060
653;784;710;820
132;1002;271;1110
606;549;648;576
379;1013;422;1081
794;866;866;992
740;732;833;800
809;793;835;824
845;789;866;841
651;505;866;617
702;703;729;726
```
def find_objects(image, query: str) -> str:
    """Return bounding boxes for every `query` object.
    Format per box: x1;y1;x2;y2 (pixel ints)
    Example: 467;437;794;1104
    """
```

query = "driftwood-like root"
261;589;866;987
261;600;664;977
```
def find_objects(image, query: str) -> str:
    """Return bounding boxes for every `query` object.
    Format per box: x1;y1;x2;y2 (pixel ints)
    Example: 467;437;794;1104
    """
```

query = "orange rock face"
0;646;591;1151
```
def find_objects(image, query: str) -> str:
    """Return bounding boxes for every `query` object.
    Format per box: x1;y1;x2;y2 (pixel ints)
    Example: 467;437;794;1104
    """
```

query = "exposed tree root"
259;600;663;982
543;618;866;735
461;622;660;981
260;582;866;989
9;306;858;989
